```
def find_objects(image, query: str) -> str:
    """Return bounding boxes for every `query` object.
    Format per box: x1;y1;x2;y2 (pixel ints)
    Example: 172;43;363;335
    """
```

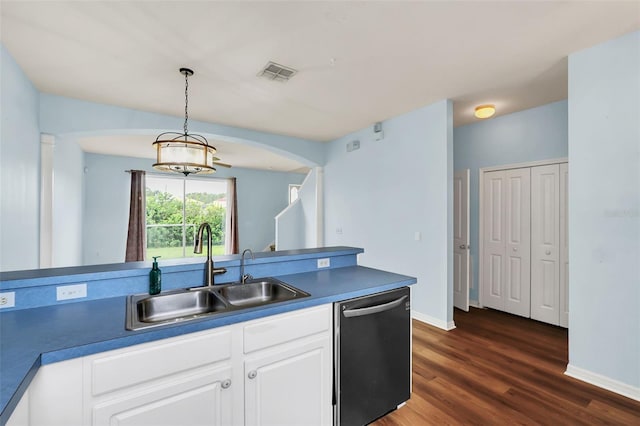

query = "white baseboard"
565;364;640;401
412;310;456;331
469;300;480;308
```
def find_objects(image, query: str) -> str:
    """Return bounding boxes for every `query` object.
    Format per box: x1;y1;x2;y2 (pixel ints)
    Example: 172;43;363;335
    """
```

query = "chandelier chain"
184;71;189;134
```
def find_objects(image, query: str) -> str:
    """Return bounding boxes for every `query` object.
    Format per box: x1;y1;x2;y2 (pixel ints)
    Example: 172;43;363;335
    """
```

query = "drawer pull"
248;370;257;379
221;379;231;389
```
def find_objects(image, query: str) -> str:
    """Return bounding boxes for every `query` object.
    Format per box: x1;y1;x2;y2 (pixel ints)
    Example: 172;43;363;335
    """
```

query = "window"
289;184;301;204
145;175;229;260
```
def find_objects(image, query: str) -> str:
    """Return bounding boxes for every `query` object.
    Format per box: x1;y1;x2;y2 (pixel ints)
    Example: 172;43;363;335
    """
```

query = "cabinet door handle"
248;370;257;379
221;379;231;389
545;250;551;255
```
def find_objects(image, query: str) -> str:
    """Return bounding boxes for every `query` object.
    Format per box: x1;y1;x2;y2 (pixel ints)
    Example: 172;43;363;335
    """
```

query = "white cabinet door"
244;336;332;426
454;169;470;312
559;162;569;328
482;168;531;316
91;366;233;426
531;164;560;325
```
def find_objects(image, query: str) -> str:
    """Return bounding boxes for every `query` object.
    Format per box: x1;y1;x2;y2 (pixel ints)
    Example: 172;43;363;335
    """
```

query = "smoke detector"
258;61;297;82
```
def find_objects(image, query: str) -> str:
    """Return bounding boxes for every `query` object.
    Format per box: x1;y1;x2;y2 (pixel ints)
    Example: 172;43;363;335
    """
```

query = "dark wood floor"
374;308;640;425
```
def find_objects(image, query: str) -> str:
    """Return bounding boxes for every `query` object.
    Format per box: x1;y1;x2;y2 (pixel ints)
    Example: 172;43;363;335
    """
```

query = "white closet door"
482;171;506;311
531;164;560;325
503;168;531;317
559;163;569;328
453;169;470;312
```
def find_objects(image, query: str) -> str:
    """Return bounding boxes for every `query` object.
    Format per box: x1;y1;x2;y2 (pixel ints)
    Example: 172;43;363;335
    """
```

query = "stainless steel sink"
126;278;310;330
213;278;310;308
127;288;229;330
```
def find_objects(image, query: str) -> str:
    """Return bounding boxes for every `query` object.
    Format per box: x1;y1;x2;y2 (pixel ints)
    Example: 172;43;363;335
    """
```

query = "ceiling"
2;1;639;148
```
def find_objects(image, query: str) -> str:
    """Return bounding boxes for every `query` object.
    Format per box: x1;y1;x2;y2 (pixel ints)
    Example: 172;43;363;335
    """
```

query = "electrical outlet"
317;258;330;268
56;283;87;301
0;292;15;309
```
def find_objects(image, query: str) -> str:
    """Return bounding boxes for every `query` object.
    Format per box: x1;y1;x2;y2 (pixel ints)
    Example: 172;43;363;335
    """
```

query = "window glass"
146;175;228;259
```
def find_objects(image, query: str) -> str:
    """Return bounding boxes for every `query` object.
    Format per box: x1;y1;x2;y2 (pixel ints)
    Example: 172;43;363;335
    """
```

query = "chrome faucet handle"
241;273;253;284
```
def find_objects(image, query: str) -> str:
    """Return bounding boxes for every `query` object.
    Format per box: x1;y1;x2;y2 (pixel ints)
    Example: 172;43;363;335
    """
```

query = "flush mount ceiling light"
153;68;230;176
474;104;496;119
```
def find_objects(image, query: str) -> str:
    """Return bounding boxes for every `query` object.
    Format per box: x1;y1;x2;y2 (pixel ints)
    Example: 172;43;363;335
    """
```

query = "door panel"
504;168;531;317
453;169;470;311
531;165;560;325
483;171;505;310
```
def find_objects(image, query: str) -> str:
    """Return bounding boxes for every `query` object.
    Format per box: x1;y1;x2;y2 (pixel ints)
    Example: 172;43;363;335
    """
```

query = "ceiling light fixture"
153;68;230;176
474;104;496;119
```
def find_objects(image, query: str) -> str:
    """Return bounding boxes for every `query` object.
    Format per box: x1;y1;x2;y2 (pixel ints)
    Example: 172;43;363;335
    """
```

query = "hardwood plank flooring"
373;308;640;425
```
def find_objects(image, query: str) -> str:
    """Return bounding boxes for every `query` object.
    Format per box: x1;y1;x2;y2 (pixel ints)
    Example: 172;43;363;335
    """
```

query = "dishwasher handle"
342;295;408;318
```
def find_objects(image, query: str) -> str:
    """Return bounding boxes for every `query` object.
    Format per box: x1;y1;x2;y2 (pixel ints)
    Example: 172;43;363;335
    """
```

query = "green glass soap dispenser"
149;256;162;295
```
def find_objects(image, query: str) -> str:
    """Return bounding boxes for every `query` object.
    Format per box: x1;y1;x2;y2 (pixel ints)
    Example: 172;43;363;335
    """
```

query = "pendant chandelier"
153;68;230;176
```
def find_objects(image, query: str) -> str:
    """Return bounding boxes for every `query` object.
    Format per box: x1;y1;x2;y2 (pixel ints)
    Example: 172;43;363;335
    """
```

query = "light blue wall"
568;30;639;389
324;100;454;326
453;100;568;302
0;46;41;271
83;153;304;265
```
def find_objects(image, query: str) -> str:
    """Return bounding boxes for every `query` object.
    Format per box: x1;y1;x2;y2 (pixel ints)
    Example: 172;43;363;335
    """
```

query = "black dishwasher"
334;286;411;425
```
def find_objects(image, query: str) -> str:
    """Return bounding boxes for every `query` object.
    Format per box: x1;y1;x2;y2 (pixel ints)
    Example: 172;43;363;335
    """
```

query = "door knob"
459;244;466;249
248;370;257;379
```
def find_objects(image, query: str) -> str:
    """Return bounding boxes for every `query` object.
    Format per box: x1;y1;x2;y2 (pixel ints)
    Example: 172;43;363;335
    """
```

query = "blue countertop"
0;265;416;424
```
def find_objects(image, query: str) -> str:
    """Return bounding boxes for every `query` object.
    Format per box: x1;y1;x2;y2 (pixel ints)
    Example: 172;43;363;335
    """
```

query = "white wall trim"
478;157;569;311
412;310;456;331
565;364;640;402
315;166;324;247
39;134;55;269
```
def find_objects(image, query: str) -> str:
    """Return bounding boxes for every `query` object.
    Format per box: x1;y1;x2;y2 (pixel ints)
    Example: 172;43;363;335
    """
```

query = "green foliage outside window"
146;189;226;248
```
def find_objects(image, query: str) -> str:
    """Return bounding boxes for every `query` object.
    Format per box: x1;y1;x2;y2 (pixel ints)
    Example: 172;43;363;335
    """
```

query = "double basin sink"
126;278;310;330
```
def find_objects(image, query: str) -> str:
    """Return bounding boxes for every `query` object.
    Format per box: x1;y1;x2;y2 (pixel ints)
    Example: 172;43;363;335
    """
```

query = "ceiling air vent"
258;61;297;82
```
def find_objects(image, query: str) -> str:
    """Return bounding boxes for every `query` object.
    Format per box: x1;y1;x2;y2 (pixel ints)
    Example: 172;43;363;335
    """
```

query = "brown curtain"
125;170;146;262
228;177;239;254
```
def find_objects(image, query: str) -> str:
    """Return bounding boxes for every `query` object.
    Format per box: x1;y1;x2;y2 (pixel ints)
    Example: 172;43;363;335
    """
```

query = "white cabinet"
21;304;333;426
481;162;568;326
91;366;233;426
243;306;332;426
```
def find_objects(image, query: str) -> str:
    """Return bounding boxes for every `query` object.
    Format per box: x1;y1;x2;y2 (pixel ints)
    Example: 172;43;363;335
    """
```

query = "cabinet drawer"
89;328;231;396
244;305;331;354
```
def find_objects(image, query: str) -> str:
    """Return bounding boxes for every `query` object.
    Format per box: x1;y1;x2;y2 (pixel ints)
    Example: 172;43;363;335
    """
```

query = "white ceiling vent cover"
258;62;297;82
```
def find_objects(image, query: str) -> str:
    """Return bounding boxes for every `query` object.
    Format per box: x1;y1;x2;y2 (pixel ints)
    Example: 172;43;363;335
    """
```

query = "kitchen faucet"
194;223;227;287
240;248;255;284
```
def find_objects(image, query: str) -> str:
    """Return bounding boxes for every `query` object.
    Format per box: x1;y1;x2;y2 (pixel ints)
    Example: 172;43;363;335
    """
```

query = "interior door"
454;169;470;311
531;164;560;325
482;171;506;311
482;168;531;316
503;168;531;317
